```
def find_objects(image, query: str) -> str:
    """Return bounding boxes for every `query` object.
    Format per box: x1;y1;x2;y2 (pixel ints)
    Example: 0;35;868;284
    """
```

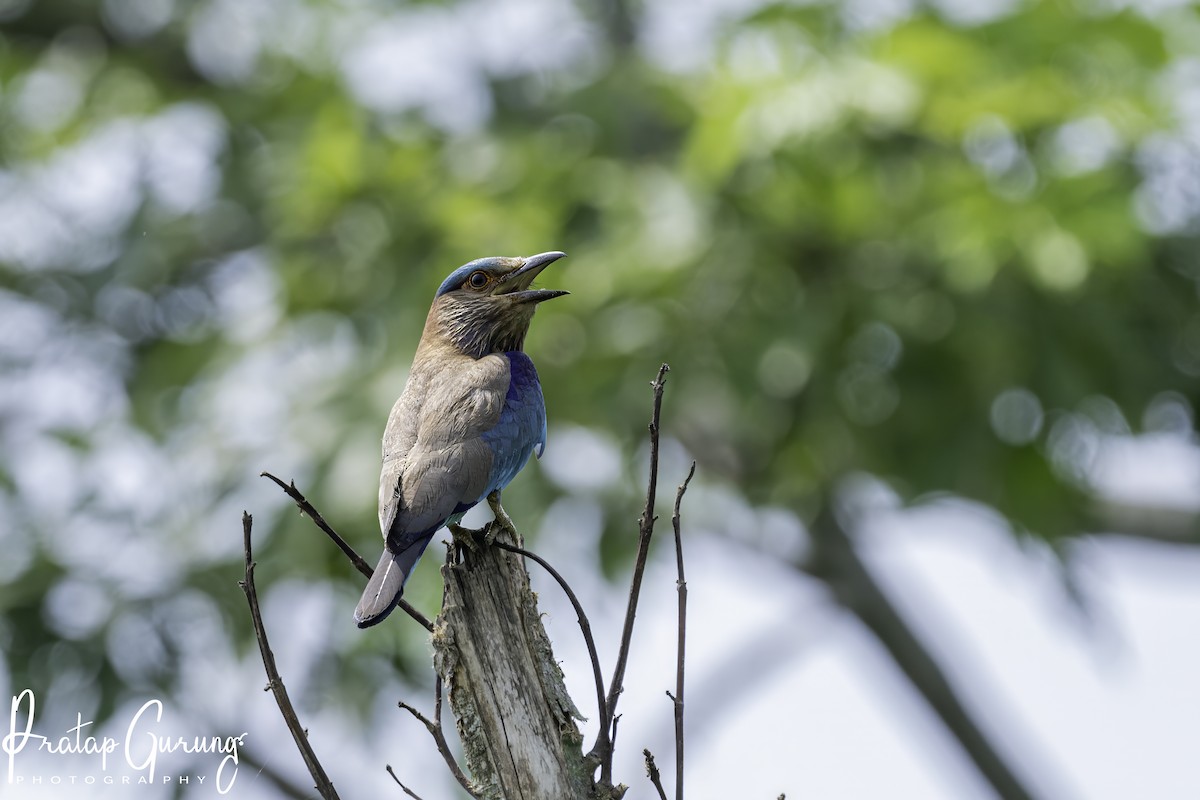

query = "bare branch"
490;539;609;763
260;472;372;575
397;693;479;799
600;363;669;783
396;700;437;736
239;512;341;800
643;749;669;800
671;462;695;800
385;765;427;800
260;471;433;632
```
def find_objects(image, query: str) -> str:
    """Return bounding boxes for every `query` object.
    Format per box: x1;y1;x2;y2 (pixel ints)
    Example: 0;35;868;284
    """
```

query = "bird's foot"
485;490;520;546
447;522;487;552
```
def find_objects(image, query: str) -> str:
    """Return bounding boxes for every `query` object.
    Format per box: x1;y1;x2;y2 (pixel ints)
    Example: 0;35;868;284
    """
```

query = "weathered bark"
433;531;594;800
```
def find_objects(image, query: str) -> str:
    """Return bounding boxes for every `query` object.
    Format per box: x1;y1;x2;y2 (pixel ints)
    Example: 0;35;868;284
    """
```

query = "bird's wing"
380;353;510;551
377;367;426;536
479;351;548;496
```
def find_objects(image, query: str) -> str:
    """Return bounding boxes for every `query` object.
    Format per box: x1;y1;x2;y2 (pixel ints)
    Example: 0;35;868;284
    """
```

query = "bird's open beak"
498;251;569;303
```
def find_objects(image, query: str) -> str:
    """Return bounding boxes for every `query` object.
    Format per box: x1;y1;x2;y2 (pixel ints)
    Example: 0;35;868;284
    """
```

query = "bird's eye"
467;271;489;290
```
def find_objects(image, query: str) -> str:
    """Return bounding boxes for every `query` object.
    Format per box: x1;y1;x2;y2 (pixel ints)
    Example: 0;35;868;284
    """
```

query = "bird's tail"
354;537;430;628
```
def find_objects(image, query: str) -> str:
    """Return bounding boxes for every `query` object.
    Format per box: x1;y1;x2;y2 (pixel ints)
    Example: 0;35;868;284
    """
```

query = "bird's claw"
448;492;519;551
447;522;487;552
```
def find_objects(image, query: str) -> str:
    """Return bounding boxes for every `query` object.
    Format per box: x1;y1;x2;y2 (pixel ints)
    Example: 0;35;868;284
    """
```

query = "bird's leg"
447;492;519;551
485;490;519;546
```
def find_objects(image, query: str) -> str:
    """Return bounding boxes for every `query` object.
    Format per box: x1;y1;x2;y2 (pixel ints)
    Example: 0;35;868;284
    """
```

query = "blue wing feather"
479;352;546;499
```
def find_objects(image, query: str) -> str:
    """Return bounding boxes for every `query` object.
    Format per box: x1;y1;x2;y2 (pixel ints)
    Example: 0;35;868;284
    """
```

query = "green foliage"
2;0;1198;733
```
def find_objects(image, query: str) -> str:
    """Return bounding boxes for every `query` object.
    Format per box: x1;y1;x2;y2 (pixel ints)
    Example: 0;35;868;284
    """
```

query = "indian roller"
354;251;567;628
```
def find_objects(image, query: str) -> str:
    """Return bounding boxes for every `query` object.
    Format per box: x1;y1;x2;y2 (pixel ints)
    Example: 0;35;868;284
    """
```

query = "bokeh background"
3;0;1200;797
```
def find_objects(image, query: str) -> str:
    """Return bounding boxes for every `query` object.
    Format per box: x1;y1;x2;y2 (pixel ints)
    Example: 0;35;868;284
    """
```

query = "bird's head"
429;251;568;357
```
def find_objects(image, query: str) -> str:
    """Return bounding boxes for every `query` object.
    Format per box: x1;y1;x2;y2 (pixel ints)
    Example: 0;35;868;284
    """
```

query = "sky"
4;0;1200;797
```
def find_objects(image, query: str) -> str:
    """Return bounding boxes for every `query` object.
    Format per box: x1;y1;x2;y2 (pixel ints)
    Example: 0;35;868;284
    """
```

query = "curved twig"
491;539;609;758
239;512;341;800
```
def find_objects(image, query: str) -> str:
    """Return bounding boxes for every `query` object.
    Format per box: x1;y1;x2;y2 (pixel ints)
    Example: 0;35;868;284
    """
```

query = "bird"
354;251;568;628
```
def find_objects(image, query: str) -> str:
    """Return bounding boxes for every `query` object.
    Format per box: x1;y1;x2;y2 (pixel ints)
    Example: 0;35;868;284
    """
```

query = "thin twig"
260;471;433;632
599;363;669;783
239;512;341;800
644;749;669;800
671;462;695;800
385;764;427;800
397;697;479;798
260;472;371;574
491;539;609;760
